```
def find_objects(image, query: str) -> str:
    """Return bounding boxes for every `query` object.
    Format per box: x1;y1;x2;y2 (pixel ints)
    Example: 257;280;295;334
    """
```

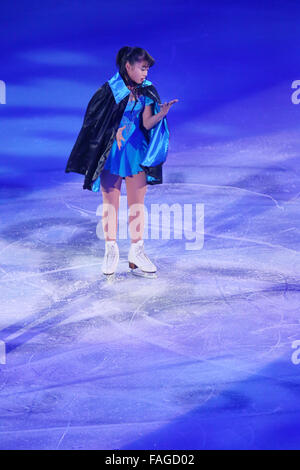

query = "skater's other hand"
116;125;126;150
158;99;179;117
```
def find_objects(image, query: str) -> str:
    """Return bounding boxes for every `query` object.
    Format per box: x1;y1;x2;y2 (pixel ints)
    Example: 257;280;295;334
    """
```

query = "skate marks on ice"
0;155;300;448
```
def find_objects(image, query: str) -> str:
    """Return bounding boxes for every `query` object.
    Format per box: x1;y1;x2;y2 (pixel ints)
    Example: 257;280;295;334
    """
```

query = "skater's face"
125;60;150;85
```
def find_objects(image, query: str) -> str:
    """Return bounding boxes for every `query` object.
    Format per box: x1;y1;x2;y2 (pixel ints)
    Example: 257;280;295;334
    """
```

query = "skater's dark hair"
116;46;155;113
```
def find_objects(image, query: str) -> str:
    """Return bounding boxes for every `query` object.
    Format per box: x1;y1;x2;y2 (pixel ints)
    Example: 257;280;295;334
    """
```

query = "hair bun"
116;46;132;67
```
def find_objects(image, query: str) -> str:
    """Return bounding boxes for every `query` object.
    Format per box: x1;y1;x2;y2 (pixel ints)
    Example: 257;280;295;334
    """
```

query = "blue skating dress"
92;95;154;192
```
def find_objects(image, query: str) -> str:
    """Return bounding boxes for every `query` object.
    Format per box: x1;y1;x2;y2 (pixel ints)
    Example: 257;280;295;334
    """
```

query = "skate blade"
103;272;116;282
129;268;157;279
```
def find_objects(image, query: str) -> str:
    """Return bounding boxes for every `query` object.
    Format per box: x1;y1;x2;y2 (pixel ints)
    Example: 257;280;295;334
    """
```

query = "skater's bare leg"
125;171;147;243
100;169;122;242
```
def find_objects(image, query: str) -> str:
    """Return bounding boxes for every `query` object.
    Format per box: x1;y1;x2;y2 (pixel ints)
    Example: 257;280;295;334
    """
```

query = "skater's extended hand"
116;125;126;150
158;99;179;117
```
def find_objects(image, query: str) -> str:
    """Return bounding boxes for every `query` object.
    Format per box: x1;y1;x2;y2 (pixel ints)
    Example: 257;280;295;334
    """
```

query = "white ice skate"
102;240;119;278
128;239;157;278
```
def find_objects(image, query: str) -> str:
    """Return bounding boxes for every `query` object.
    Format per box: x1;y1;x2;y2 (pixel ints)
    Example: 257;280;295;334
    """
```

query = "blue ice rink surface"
1;99;300;449
1;0;300;450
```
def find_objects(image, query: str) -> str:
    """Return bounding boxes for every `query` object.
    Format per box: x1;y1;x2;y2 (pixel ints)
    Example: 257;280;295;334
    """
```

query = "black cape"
65;71;170;191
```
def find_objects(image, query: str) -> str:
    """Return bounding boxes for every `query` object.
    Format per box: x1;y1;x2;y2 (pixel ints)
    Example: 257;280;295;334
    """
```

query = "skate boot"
102;240;119;277
128;239;157;278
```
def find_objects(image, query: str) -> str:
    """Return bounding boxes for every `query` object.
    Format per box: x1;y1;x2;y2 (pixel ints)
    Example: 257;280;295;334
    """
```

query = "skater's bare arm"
143;99;179;130
116;125;126;150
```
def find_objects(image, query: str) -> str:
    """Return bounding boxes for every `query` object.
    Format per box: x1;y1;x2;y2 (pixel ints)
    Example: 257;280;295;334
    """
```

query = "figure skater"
65;46;178;279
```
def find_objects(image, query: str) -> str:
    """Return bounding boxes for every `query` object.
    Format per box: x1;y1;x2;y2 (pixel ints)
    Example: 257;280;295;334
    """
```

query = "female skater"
65;46;178;278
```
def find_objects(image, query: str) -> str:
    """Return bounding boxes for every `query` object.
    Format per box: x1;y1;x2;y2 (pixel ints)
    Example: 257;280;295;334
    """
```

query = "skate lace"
106;243;118;261
136;244;151;263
